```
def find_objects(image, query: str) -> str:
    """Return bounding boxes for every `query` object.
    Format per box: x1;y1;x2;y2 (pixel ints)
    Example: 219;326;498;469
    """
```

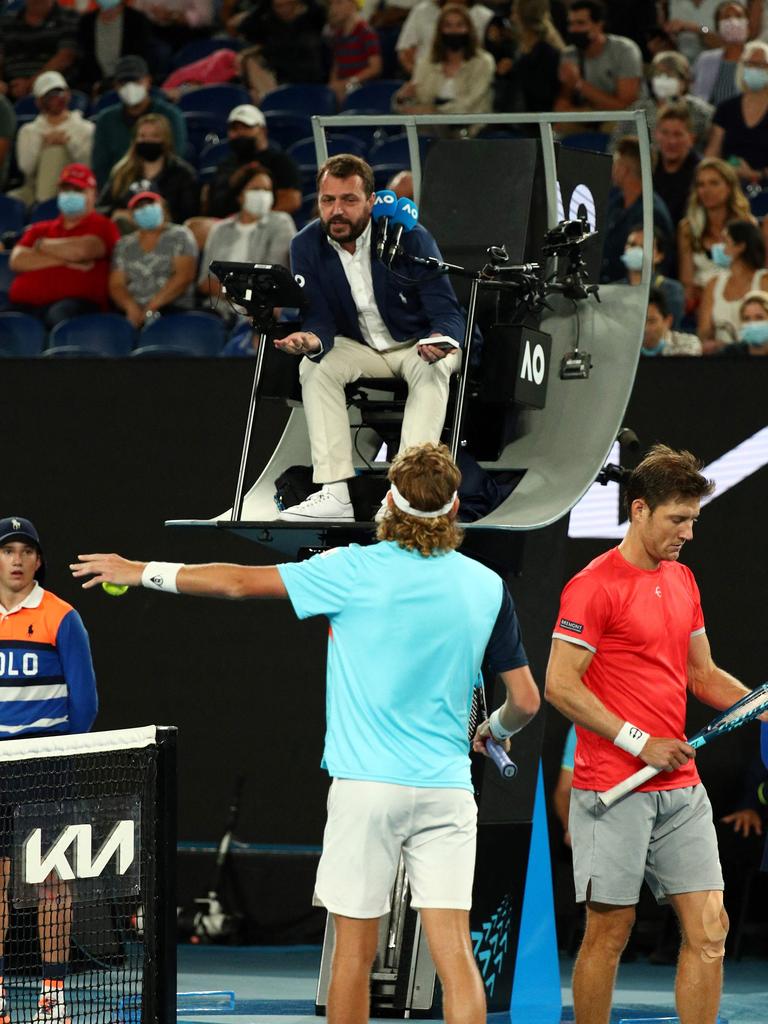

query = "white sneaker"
278;486;354;522
31;993;70;1024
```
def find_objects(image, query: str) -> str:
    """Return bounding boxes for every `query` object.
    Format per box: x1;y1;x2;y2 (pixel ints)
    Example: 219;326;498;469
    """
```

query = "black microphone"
372;190;397;260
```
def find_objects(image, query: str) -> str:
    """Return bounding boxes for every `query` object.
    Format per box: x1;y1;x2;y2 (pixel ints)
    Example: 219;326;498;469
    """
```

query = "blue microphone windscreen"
390;197;419;230
372;190;397;221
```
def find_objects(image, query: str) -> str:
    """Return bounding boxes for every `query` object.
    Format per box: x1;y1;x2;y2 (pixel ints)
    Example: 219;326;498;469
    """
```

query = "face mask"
133;202;164;230
57;190;86;217
229;136;257;160
98;0;122;8
118;81;147;107
711;242;732;268
719;17;748;44
641;339;666;356
742;66;768;91
739;320;768;345
243;189;273;217
441;32;468;51
651;74;680;101
567;30;591;50
135;141;164;161
42;91;68;116
620;246;644;272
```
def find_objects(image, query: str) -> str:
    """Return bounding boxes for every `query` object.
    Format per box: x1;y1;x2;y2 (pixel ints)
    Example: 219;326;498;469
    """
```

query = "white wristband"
141;561;182;594
488;707;519;742
613;721;649;757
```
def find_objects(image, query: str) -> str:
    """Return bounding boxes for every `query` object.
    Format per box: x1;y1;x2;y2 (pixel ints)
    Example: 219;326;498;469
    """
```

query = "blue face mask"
98;0;122;8
742;66;768;92
133;202;164;230
739;320;768;345
57;190;87;217
620;246;644;272
641;339;666;356
711;242;732;269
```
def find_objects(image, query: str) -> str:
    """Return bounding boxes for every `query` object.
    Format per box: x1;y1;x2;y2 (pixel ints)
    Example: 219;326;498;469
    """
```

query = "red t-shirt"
9;212;120;309
552;547;705;792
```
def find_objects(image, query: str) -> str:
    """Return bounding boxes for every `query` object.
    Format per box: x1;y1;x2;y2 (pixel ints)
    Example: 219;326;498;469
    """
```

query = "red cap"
127;190;163;210
59;163;97;189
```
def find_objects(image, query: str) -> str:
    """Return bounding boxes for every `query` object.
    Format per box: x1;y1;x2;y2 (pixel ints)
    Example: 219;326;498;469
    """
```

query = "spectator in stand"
92;55;188;189
706;40;768;185
76;0;153;98
643;286;703;355
162;46;244;101
554;1;642;122
493;0;564;116
677;155;753;311
8;163;120;326
326;0;382;107
601;136;675;284
611;52;714;152
109;191;197;328
387;168;414;197
130;0;214;51
697;218;768;352
396;0;494;77
664;0;722;64
206;105;302;219
691;1;750;105
12;71;94;207
198;166;296;309
0;0;78;101
653;103;702;229
738;288;768;353
393;4;495;130
621;226;686;329
0;95;17;192
98;113;199;228
236;0;327;85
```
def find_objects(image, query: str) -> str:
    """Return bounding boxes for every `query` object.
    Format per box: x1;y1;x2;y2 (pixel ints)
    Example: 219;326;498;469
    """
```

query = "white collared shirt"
0;581;43;620
327;221;399;352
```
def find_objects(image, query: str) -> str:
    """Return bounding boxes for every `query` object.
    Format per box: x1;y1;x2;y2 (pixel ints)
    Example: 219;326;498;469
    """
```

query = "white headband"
389;483;457;518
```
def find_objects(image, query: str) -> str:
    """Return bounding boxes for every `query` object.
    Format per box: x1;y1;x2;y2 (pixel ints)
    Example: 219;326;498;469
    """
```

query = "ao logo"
520;339;546;385
556;182;596;231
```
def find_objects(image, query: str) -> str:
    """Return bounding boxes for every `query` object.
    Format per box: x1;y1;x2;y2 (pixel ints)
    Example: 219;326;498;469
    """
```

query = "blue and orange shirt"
0;584;97;738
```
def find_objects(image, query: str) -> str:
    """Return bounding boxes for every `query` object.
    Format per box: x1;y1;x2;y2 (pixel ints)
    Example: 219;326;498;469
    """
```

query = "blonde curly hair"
376;442;463;557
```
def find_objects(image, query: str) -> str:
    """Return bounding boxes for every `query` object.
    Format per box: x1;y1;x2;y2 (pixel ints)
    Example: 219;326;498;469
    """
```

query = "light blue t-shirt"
278;541;528;791
561;724;577;772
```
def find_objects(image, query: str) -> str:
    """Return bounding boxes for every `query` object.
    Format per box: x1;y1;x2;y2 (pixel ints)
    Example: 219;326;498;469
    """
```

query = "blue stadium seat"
46;314;137;357
199;139;231;169
263;111;313;150
288;134;369;190
294;192;318;229
0;195;26;235
93;90;119;115
0;312;46;357
14;90;89;118
178;85;251;119
133;312;227;357
340;80;402;113
560;132;610;153
749;189;768;218
182;111;225;158
0;252;14;310
260;85;336;117
371;161;410;191
28;197;60;223
171;37;243;70
368;132;432;167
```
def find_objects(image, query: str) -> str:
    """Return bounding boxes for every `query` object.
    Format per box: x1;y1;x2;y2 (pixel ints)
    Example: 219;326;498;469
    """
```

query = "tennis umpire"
72;442;540;1024
546;445;767;1024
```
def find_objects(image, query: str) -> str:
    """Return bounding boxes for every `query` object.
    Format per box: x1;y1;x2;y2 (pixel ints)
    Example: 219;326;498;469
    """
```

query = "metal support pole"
231;329;269;521
449;276;480;460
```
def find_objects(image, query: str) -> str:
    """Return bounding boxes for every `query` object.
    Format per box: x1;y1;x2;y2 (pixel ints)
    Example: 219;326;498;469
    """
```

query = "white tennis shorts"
314;779;478;918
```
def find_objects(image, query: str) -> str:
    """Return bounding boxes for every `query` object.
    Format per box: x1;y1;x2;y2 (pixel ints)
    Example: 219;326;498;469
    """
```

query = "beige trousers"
9;145;69;206
299;336;460;483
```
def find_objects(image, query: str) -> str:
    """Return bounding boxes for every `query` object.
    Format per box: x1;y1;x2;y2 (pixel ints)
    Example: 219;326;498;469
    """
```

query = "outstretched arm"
71;553;287;600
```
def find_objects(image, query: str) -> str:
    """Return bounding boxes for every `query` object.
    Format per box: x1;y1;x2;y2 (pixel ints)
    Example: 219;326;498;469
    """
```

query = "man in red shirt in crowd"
327;0;382;106
9;162;120;327
545;444;764;1024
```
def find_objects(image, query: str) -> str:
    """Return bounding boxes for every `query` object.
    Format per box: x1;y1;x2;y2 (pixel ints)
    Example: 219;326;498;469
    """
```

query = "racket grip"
598;763;660;808
487;738;518;779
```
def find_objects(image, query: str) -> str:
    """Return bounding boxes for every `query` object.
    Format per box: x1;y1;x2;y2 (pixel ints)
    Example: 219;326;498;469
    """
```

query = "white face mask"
719;17;748;44
242;189;273;217
651;74;681;101
118;81;147;107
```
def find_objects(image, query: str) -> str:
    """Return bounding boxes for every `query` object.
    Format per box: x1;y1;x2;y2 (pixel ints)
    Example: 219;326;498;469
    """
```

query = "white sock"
322;480;350;501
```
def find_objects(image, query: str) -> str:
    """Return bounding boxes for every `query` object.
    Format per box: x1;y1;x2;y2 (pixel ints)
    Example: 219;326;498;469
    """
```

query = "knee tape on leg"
700;891;727;962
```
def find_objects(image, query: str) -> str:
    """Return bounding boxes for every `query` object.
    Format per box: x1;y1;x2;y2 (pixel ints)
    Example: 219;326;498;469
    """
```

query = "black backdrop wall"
1;358;766;844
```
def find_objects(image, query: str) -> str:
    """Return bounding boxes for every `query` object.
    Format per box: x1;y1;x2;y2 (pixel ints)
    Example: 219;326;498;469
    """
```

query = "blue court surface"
176;946;767;1023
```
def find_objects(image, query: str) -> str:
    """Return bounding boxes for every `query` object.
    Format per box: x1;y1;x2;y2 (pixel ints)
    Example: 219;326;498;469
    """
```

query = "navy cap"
0;517;46;583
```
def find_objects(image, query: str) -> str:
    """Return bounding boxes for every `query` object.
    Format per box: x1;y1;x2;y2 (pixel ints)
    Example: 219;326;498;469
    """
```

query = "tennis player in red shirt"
546;443;765;1024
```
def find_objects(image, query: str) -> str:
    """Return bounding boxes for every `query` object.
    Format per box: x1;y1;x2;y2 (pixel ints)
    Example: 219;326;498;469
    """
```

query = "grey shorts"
569;784;724;906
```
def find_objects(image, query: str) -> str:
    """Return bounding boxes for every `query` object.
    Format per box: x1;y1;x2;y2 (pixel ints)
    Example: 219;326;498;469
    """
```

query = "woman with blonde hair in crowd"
495;0;564;114
677;155;753;311
98;113;199;230
393;4;495;131
737;289;768;354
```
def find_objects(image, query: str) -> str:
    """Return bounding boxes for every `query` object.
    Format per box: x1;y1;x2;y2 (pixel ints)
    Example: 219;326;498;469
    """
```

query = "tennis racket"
468;681;518;779
599;682;768;808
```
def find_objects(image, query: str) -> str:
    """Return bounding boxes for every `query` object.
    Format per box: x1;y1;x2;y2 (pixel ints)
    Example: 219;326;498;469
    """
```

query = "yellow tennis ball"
102;582;129;597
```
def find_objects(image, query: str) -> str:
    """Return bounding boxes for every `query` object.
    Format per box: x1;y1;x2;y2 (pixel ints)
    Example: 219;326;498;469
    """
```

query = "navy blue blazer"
289;219;466;360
